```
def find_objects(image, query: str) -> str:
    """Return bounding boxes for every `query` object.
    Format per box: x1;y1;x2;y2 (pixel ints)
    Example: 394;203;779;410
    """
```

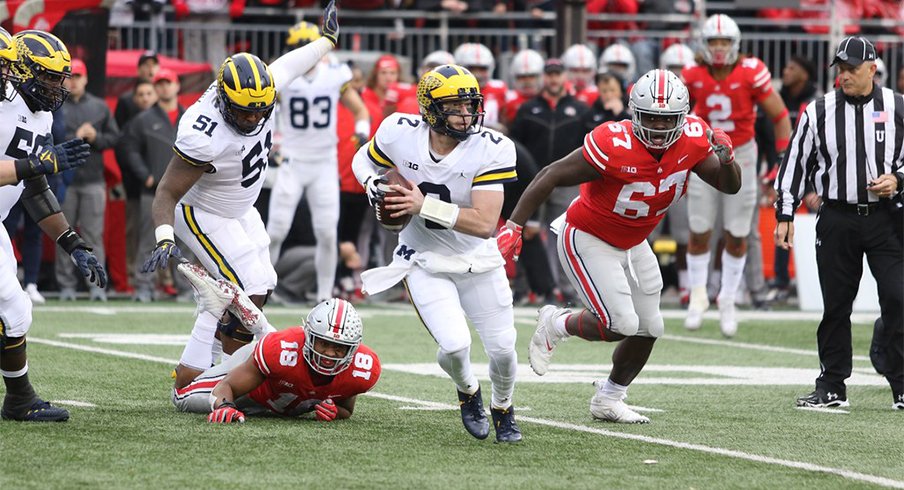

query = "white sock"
720;250;747;303
488;348;517;409
211;338;223;365
599;378;629;401
436;347;478;395
678;270;689;291
686;252;710;289
552;312;571;338
179;312;218;370
315;229;338;301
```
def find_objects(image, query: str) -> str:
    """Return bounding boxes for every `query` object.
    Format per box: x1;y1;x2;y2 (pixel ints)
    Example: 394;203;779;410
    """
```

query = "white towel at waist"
361;240;505;295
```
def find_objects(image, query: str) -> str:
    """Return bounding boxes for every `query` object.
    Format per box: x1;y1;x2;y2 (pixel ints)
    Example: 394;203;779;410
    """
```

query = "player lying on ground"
172;263;380;423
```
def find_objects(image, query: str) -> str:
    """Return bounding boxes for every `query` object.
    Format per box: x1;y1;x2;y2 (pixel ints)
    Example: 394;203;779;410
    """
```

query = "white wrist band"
355;119;371;137
155;224;175;243
419;196;460;229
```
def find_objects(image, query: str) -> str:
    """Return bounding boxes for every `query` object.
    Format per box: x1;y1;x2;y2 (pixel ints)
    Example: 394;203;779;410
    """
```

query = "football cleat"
1;398;69;422
491;406;523;443
893;393;903;410
684;286;709;331
177;262;264;335
717;294;737;337
529;305;570;376
796;389;849;408
457;387;489;440
590;382;650;424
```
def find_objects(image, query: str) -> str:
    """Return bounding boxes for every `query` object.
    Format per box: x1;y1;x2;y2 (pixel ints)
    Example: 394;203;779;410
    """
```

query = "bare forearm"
716;162;742;194
151;185;179;227
210;382;236;408
452;207;499;239
0;163;17;186
35;212;71;241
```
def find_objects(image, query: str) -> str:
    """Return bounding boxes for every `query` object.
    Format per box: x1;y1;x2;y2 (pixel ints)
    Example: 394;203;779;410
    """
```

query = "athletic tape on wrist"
419;196;460;229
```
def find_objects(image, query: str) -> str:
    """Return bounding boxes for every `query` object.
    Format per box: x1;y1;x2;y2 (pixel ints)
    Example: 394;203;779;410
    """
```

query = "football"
376;169;413;233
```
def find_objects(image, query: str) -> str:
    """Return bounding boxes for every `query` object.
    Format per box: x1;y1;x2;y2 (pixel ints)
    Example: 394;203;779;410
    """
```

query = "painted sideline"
28;336;904;489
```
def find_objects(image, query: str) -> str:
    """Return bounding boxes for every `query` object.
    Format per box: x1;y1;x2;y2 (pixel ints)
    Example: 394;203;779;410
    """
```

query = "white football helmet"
454;43;495;84
421;50;456;72
303;298;363;376
599;43;636;83
660;43;695;73
701;14;741;66
510;49;544;96
874;57;887;87
563;44;597;90
629;69;690;150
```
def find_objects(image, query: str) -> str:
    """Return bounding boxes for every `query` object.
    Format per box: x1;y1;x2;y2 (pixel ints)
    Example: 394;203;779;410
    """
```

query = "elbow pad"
21;176;61;223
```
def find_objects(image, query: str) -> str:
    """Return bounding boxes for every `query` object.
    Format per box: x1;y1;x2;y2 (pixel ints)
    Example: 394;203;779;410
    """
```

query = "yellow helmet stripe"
243;53;261;92
227;58;241;92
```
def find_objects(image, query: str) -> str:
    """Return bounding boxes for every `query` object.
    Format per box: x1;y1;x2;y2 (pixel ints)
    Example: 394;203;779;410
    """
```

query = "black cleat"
491;406;523;443
1;399;70;422
457;387;489;440
796;389;849;408
893;393;903;411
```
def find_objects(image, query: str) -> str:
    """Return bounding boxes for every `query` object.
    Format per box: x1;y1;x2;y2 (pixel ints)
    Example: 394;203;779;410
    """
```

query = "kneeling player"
172;264;380;423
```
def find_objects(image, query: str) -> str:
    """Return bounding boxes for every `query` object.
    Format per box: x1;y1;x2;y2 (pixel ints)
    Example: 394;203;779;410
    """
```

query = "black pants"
815;205;904;397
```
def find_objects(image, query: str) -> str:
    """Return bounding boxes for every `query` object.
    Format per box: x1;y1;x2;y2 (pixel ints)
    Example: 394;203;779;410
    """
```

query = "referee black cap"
830;36;876;67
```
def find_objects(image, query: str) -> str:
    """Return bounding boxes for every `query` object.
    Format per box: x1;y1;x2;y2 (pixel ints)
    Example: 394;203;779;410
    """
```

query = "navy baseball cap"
830;36;876;67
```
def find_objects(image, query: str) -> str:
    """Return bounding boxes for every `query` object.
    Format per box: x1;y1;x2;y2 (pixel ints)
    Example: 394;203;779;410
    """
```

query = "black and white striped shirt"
775;86;904;219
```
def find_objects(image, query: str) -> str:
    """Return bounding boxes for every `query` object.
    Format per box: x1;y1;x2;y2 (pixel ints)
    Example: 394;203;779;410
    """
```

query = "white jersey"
174;84;274;219
277;60;352;159
0;90;54;221
366;112;517;255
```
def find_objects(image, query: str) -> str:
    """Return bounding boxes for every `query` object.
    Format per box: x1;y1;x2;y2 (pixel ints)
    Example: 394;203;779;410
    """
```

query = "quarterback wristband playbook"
419;196;460;229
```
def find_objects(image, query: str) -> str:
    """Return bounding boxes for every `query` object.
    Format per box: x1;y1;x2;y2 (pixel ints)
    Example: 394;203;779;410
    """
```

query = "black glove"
14;139;91;181
57;228;107;288
321;0;339;46
364;175;386;208
71;248;107;289
141;239;182;273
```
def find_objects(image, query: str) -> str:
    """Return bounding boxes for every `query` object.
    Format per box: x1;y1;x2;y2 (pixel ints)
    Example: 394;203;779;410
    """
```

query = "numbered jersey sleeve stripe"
367;139;395;169
582;133;608;171
181;204;244;289
473;167;517;185
752;69;771;87
173;145;212;167
253;335;272;375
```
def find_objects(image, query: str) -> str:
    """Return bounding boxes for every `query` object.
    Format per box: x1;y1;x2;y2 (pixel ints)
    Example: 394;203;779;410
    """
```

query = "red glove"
495;220;523;262
707;128;735;166
172;0;190;19
315;399;338;421
207;402;245;424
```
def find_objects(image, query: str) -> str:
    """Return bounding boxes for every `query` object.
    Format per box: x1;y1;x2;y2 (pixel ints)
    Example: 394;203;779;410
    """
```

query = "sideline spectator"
57;59;120;301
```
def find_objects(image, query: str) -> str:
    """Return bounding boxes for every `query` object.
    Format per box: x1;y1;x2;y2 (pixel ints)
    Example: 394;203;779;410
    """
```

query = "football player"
598;43;637;85
0;30;105;422
497;70;741;423
682;14;791;336
501;48;544;126
351;65;522;443
142;1;341;391
266;21;370;303
660;43;695;78
562;43;599;106
453;43;509;129
172;263;380;423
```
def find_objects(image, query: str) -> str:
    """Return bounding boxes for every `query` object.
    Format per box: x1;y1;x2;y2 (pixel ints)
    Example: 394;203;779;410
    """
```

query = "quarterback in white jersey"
0;30;104;423
143;1;340;390
351;65;522;443
267;21;370;302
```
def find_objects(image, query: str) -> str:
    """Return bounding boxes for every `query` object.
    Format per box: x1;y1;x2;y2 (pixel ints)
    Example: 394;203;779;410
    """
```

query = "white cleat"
684;286;709;331
177;262;265;335
590;393;651;424
528;305;570;376
718;295;738;338
25;283;46;305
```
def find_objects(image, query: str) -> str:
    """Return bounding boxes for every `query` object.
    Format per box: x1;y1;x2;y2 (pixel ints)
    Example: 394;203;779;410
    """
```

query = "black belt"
822;200;882;216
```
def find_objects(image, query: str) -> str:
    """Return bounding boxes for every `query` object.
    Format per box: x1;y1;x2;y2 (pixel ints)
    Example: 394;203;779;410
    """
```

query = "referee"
774;36;903;410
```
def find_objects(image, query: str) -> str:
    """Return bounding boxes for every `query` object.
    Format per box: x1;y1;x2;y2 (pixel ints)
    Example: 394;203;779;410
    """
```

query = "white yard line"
30;336;904;489
795;406;850;415
54;400;97;408
659;335;872;362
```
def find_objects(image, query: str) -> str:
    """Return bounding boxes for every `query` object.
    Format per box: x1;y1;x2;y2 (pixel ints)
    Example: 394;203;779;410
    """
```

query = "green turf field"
1;303;901;489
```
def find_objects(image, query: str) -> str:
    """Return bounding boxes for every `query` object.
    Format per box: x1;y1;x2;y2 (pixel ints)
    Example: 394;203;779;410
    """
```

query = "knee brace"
217;314;253;344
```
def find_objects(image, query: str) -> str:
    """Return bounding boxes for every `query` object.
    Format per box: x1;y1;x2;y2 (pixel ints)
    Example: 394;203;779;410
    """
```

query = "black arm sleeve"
21;175;62;223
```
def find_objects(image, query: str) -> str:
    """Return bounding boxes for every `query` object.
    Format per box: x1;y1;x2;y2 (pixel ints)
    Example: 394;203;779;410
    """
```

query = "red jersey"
250;327;381;414
481;79;509;127
502;91;529;126
386;82;416;108
574;86;599;107
337;105;362;194
362;87;392;132
569;116;713;249
682;56;773;147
